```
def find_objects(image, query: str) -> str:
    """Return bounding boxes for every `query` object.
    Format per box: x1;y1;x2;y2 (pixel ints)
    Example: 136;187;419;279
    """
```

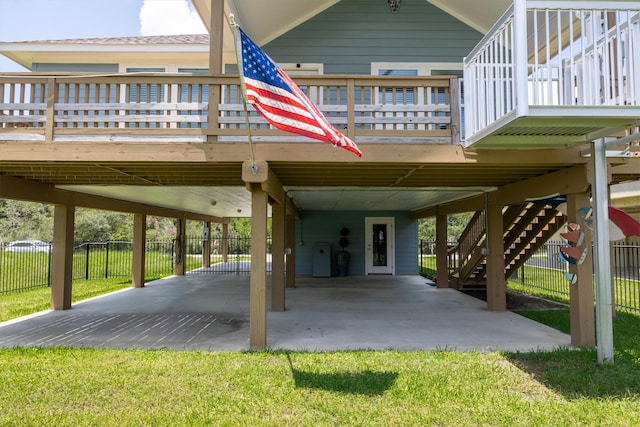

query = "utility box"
312;243;331;277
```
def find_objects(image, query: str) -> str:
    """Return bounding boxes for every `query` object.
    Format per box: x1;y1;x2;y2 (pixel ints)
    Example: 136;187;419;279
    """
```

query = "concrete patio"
0;274;570;352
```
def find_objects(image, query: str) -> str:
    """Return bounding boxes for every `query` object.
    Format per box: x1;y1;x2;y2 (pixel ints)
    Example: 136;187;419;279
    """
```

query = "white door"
365;217;395;275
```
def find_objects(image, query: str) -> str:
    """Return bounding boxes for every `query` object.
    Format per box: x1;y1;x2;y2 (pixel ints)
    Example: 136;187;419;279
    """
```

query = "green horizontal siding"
264;0;482;74
295;210;418;276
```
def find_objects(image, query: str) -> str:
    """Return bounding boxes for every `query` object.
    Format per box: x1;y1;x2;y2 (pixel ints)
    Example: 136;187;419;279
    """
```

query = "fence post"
105;241;110;279
419;240;423;274
236;236;240;274
85;243;90;280
222;223;229;263
47;245;52;287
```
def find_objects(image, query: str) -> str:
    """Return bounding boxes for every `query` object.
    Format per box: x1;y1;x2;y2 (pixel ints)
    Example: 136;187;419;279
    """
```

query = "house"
1;0;640;350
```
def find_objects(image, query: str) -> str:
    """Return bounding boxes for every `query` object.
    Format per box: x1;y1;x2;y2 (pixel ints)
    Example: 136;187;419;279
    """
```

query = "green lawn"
1;339;639;425
1;308;640;425
0;252;207;322
2;255;640;425
0;277;136;322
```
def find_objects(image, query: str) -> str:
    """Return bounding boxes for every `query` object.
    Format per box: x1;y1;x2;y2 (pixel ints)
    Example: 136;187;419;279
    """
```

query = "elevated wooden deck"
0;74;460;145
464;0;640;147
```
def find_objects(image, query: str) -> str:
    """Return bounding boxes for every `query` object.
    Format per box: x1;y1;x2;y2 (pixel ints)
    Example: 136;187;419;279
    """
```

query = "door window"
372;224;388;266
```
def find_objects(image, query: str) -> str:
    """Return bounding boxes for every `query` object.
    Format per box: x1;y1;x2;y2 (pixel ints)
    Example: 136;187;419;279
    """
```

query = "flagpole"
228;14;257;174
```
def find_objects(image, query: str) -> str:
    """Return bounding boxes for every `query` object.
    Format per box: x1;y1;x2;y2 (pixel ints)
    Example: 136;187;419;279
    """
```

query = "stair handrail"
457;211;485;266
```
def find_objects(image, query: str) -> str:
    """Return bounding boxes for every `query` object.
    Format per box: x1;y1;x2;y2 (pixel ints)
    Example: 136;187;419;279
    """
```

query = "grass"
1;302;640;425
510;266;640;316
1;337;640;426
0;277;135;322
512;309;640;402
508;277;570;305
2;255;640;424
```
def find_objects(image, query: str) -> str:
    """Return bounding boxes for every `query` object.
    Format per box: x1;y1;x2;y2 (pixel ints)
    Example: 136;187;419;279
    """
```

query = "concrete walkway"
0;275;570;352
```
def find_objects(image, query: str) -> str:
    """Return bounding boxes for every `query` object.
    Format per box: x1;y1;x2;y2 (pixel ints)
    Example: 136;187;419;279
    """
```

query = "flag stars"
239;30;289;89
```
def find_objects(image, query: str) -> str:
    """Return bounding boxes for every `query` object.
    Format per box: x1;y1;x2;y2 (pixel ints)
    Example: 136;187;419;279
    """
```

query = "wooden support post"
271;204;286;312
208;0;224;75
175;218;186;276
486;204;506;311
242;159;286;346
436;212;449;288
206;0;224;142
249;185;268;349
132;213;146;288
203;221;211;268
568;192;596;347
286;211;297;288
51;204;74;310
222;223;229;263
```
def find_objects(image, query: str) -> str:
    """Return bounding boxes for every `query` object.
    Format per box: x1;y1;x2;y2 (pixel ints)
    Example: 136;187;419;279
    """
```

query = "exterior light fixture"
388;0;401;13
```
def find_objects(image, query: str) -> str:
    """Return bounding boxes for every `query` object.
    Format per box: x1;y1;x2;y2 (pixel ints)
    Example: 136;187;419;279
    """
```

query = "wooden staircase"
450;203;566;288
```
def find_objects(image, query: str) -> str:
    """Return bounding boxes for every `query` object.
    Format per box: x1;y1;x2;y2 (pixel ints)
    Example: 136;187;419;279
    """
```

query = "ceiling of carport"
1;159;580;218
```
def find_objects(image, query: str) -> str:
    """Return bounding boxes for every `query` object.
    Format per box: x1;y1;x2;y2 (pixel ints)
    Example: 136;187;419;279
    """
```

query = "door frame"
365;217;395;275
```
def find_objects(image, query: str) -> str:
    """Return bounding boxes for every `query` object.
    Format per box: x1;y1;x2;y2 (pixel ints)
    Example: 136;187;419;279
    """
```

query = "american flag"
237;27;362;157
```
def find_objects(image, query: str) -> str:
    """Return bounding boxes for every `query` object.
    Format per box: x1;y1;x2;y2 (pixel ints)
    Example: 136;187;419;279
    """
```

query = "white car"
3;240;51;253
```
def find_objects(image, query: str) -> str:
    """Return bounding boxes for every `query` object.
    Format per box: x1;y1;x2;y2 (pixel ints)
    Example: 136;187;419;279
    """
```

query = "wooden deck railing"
0;74;460;144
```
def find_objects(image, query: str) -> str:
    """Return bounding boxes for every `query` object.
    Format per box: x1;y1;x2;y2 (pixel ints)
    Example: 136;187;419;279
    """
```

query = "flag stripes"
237;27;362;157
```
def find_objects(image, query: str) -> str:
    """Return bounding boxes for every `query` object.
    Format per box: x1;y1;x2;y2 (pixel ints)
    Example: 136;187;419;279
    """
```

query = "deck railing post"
513;0;529;117
347;78;355;142
207;78;221;141
45;78;56;142
450;77;461;144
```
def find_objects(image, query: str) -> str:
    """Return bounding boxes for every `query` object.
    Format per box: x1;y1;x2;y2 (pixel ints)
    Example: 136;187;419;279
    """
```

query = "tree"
145;216;175;240
418;217;436;241
74;209;132;242
447;212;474;241
0;199;53;243
229;218;252;237
0;199;265;244
418;212;475;243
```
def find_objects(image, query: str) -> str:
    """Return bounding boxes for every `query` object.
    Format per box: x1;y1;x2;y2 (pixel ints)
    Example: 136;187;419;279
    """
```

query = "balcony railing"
0;74;460;145
464;0;640;147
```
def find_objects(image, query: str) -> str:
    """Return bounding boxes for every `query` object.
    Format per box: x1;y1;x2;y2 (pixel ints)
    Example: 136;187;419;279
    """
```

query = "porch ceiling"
1;160;577;218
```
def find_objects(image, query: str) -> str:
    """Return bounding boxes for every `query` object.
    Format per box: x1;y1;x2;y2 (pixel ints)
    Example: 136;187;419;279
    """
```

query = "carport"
0;275;569;352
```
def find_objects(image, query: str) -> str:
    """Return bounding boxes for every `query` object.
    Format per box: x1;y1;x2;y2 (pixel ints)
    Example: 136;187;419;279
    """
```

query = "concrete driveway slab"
0;274;570;352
